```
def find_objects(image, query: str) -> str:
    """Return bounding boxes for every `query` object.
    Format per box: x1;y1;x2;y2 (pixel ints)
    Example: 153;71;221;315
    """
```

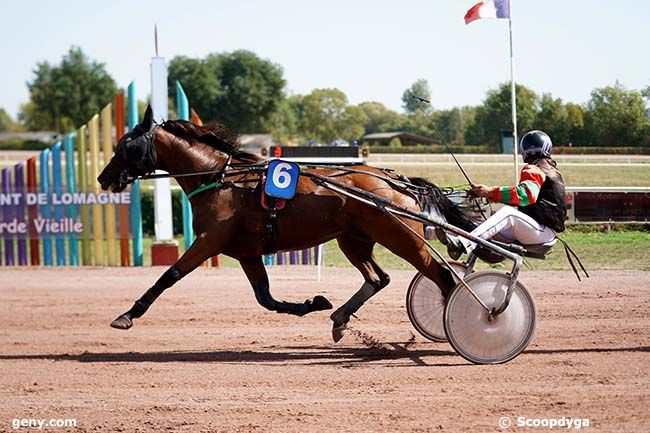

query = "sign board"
0;190;131;240
265;160;300;200
269;146;363;163
574;192;650;222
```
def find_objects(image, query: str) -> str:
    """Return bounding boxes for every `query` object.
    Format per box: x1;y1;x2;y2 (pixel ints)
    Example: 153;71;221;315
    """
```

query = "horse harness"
182;161;443;256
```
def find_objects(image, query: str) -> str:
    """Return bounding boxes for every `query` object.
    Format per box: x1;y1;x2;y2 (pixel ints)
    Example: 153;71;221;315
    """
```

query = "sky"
1;0;648;120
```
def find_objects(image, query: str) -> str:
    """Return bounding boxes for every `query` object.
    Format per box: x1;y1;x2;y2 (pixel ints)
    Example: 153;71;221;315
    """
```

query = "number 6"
272;162;293;189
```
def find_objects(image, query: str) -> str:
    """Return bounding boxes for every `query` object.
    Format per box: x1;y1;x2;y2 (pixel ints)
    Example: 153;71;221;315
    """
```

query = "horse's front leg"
239;256;333;316
110;237;212;330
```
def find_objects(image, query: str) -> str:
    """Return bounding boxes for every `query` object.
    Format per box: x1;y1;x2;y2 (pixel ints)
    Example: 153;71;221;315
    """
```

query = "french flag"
464;0;510;24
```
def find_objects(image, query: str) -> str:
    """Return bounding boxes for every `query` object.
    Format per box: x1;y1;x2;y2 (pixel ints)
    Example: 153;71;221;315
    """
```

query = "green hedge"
0;138;50;151
553;146;650;155
140;188;184;236
367;145;650;155
367;145;497;154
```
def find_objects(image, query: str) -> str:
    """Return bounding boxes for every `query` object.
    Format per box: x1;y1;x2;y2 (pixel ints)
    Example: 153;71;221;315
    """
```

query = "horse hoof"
110;314;133;330
311;295;333;311
331;322;347;343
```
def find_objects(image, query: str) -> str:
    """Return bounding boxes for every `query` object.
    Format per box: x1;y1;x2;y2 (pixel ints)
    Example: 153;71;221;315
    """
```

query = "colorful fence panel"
176;82;194;251
64;134;79;266
15;163;27;265
0;81;145;268
128;82;144;267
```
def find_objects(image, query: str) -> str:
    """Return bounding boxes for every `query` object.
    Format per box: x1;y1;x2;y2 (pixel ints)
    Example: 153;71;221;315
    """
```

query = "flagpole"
508;12;518;183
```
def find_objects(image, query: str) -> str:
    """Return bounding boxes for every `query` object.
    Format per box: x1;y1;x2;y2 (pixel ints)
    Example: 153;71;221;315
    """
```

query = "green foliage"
535;94;571;146
565;103;587;146
368;144;493;154
300;88;367;143
19;47;118;132
0;138;49;150
357;102;407;134
0;108;22;132
553;146;650;155
168;50;286;132
402;79;431;114
262;95;302;144
584;82;649;146
465;82;539;147
140;188;183;236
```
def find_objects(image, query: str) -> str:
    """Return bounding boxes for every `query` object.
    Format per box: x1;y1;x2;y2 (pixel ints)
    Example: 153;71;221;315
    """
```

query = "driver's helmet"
520;130;553;162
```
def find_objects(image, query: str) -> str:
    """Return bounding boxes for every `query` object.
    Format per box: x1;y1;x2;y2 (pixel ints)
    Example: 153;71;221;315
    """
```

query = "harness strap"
187;181;222;199
263;199;280;255
557;237;590;281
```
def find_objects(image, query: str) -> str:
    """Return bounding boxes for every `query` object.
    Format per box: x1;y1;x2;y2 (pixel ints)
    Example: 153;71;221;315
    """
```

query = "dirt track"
1;267;649;432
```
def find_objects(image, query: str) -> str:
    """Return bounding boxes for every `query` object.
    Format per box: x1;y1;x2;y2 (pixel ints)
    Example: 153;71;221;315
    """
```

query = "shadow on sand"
1;344;648;368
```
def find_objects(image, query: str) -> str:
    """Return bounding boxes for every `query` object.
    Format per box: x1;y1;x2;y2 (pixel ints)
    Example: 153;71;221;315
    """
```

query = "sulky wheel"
443;271;536;365
406;261;470;342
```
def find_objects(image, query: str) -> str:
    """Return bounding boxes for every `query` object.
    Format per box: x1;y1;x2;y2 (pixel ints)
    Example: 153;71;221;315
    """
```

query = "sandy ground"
1;266;649;433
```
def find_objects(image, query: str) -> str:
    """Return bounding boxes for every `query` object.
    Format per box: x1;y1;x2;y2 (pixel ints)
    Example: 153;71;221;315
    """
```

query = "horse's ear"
141;105;154;130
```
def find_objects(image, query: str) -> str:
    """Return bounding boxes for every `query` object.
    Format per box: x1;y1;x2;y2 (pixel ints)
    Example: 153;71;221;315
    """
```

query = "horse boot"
330;281;379;342
275;296;333;317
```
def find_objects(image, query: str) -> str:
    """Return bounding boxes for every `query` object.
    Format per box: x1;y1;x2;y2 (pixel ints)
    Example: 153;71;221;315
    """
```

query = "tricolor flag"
464;0;510;25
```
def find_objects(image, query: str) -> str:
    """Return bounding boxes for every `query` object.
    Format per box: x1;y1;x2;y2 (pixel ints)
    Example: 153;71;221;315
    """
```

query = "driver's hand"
470;184;492;198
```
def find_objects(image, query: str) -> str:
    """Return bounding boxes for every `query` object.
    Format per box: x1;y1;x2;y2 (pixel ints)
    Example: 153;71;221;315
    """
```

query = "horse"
98;105;478;341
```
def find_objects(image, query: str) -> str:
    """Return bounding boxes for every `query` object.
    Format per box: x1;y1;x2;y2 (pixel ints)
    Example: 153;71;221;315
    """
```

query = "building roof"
362;131;438;145
239;133;276;149
0;131;61;142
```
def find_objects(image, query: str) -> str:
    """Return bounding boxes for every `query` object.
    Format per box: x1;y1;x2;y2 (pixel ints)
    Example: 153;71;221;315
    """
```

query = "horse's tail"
409;177;479;232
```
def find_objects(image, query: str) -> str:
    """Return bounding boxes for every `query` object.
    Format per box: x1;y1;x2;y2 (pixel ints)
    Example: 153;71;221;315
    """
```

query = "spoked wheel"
406;262;469;342
444;271;536;365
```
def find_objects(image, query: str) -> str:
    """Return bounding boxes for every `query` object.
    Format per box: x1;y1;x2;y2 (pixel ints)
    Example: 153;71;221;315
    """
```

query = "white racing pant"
460;206;556;254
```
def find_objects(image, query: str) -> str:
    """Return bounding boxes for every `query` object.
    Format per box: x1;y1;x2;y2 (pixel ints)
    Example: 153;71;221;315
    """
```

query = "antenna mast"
154;24;159;56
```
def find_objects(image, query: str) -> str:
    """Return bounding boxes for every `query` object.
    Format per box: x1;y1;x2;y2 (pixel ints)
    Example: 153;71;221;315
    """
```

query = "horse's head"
98;105;157;192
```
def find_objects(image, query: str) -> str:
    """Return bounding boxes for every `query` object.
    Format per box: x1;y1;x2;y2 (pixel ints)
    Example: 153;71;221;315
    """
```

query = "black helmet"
520;130;553;162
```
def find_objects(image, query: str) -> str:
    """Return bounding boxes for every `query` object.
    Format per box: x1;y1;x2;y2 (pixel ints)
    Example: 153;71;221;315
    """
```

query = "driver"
439;130;567;260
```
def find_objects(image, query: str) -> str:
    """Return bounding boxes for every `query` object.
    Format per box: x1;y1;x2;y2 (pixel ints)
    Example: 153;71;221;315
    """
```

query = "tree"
465;82;539;147
168;50;286;132
357;102;406;134
300;88;366;143
0;108;21;132
565;102;587;146
402;79;432;114
20;47;118;132
584;83;650;146
426;107;476;146
167;55;222;121
534;94;570;146
262;95;302;144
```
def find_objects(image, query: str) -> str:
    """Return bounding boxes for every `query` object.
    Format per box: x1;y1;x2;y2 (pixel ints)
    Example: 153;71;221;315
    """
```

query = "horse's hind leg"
330;234;391;342
375;224;456;297
239;256;333;316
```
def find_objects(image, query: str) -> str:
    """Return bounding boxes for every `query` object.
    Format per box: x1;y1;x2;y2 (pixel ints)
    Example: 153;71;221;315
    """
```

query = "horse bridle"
113;129;158;185
113;126;243;190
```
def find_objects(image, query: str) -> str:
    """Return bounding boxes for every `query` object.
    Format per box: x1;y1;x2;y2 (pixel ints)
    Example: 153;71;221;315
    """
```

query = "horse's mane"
161;119;260;162
409;177;481;232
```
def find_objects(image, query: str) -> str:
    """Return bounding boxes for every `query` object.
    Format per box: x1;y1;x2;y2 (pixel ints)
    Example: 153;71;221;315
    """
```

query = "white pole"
150;56;174;242
317;244;323;281
508;15;519;183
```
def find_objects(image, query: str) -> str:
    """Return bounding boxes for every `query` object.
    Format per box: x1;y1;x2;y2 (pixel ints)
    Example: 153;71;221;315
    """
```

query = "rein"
128;158;476;205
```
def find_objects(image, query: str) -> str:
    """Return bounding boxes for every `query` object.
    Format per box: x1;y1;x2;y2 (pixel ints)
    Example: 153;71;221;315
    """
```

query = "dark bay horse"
98;106;477;341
